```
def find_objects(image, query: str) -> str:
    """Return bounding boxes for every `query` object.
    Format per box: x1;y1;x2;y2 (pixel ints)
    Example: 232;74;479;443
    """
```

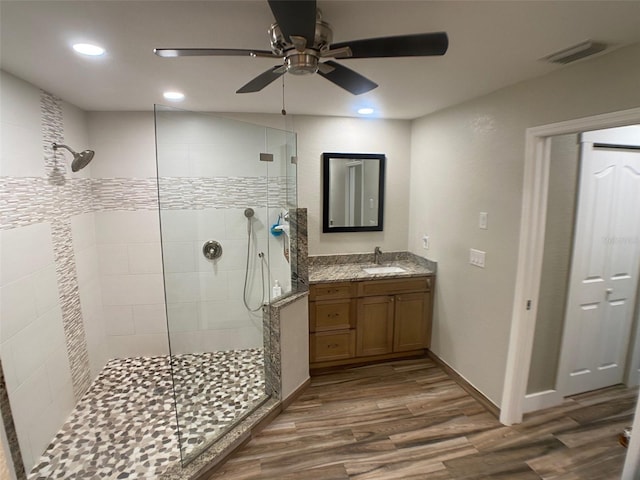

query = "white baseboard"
523;389;563;413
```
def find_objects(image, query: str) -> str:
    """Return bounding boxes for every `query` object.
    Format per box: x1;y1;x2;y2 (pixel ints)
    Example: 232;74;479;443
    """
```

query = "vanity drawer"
310;330;356;363
309;282;356;301
357;276;431;297
310;299;356;332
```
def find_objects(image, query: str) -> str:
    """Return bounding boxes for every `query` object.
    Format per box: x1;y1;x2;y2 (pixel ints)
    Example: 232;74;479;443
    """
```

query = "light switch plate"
470;248;486;268
422;235;429;250
479;212;488;230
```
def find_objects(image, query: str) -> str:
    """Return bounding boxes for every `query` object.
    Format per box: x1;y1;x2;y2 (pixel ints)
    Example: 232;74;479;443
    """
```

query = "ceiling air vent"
544;40;607;64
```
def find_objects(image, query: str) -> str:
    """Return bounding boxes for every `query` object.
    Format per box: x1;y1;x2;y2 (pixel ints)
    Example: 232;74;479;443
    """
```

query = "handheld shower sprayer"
242;207;265;312
244;208;255;235
52;143;95;172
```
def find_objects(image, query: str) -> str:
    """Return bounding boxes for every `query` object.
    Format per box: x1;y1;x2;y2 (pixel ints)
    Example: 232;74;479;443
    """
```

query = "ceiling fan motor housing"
285;54;318;75
269;18;333;75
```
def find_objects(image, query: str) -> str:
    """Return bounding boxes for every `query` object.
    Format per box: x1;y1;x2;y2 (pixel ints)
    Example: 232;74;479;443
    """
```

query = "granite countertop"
309;251;436;284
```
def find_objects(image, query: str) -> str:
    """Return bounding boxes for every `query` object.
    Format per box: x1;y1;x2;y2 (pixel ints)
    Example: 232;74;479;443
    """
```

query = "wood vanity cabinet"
309;276;434;369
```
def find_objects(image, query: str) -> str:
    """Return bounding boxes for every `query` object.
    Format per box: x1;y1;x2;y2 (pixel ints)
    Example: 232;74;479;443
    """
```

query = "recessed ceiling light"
72;43;105;56
358;107;374;115
163;91;185;101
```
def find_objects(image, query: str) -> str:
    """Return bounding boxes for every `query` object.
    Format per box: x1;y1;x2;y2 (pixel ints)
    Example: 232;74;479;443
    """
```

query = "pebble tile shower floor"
28;349;266;479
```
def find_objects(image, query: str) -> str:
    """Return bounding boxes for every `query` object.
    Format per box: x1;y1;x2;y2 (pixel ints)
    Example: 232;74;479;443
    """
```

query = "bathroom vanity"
308;253;435;370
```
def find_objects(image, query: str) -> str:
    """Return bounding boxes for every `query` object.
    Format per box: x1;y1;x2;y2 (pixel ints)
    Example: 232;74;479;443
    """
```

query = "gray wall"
408;42;640;405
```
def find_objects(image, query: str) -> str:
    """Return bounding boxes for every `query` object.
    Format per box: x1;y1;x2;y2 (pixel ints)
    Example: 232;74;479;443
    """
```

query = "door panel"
557;138;640;396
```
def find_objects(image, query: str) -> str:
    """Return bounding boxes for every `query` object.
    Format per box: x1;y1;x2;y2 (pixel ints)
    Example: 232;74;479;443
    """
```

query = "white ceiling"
2;0;640;120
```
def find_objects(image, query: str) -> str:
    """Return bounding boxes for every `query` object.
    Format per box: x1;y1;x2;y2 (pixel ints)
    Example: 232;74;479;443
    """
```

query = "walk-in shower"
4;108;297;480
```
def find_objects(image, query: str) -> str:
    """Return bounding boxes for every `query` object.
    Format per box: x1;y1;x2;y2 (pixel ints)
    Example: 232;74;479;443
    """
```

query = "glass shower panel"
265;127;298;300
154;106;276;464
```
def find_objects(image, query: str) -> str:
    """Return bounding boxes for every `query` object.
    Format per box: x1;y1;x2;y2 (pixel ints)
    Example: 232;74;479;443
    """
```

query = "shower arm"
52;143;77;155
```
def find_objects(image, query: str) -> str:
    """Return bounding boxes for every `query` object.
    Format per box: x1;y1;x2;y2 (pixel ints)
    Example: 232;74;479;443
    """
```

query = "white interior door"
557;127;640;397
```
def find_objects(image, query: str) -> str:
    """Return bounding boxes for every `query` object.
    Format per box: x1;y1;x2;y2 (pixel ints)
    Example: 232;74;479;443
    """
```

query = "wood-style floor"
205;358;636;479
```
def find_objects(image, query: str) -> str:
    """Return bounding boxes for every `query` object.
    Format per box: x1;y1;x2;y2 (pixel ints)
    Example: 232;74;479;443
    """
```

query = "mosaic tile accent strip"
92;178;160;211
40;91;64;177
154;177;289;210
51;220;92;398
0;178;53;230
27;350;266;480
0;359;26;480
0;176;293;223
40;91;92;400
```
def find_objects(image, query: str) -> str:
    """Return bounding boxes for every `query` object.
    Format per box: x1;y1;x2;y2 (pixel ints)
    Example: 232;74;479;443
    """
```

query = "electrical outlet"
469;248;486;268
422;235;429;250
479;212;488;230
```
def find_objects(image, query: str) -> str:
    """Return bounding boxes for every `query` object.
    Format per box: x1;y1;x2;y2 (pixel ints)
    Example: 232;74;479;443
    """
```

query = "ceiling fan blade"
236;66;286;94
317;61;378;95
154;48;279;58
268;0;316;46
331;32;448;58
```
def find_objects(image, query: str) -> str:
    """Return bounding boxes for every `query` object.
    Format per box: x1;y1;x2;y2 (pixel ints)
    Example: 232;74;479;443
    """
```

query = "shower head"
244;208;255;218
53;143;95;172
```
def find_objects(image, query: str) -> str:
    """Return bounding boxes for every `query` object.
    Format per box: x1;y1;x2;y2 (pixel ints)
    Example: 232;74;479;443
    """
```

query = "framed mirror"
322;152;385;232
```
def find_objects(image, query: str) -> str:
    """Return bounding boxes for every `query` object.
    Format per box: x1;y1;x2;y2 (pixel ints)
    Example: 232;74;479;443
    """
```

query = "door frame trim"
500;106;640;426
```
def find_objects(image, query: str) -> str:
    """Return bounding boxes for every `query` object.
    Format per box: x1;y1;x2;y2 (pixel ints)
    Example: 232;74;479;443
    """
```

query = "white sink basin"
362;266;406;274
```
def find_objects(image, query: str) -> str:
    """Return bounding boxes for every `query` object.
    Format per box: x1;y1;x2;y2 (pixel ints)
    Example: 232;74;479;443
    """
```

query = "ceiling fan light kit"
155;0;448;95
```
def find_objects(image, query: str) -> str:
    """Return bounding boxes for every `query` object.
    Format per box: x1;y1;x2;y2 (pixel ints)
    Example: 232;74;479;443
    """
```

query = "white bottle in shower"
272;280;282;298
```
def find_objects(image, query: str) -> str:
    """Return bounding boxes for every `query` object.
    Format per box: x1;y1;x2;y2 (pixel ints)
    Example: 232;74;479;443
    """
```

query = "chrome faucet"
374;246;382;265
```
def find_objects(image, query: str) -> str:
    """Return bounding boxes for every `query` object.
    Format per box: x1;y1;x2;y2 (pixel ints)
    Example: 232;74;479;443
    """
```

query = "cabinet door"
356;296;394;356
393;292;430;352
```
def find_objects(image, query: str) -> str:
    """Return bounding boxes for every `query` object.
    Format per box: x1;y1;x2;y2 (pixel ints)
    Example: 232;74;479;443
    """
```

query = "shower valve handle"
202;240;223;260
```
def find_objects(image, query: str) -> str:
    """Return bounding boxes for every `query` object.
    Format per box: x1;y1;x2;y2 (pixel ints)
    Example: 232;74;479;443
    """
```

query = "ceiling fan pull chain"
281;75;287;116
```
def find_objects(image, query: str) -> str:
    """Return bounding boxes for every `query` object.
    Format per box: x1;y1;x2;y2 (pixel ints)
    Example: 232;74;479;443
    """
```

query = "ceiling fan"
154;0;448;95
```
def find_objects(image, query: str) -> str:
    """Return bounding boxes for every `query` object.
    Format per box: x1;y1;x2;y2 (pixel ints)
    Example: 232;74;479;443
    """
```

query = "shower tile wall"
154;109;295;355
94;210;168;359
162;208;266;354
0;71;92;472
0;224;75;471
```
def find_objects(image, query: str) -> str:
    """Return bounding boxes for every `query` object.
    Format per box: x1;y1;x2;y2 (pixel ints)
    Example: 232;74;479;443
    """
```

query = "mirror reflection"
322;152;385;232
